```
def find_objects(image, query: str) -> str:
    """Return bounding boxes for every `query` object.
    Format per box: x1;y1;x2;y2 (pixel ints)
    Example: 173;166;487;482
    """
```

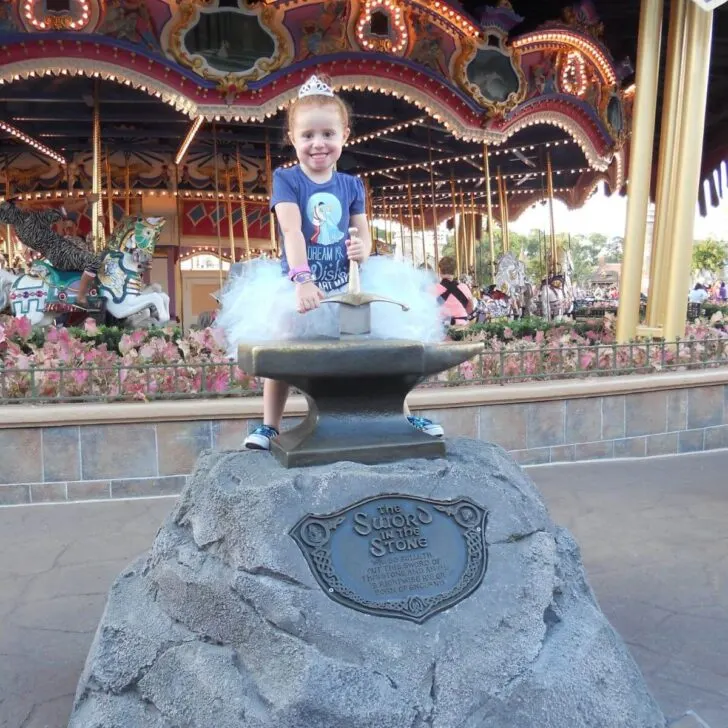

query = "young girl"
217;75;444;450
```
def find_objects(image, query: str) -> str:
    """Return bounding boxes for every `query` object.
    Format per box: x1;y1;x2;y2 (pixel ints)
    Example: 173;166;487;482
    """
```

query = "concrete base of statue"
68;440;666;728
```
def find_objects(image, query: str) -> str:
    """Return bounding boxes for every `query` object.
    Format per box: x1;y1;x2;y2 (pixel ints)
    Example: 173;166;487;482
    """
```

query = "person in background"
688;283;709;305
435;256;474;326
719;280;727;303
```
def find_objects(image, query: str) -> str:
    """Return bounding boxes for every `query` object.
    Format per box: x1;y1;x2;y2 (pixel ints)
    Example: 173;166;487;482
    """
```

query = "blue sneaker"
244;424;279;450
407;415;444;438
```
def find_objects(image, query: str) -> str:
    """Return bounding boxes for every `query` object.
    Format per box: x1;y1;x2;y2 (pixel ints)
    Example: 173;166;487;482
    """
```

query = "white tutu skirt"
216;256;445;346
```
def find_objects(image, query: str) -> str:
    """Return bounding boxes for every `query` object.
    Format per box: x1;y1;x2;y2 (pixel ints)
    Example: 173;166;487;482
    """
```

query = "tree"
691;238;726;277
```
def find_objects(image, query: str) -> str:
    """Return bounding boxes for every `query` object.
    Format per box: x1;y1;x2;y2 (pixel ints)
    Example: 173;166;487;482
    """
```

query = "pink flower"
83;318;98;335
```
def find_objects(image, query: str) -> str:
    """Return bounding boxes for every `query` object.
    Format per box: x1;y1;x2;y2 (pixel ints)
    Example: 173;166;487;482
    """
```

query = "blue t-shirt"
270;165;366;293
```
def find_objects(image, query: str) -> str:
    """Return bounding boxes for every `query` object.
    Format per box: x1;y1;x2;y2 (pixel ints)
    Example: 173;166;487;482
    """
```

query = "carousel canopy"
0;0;725;220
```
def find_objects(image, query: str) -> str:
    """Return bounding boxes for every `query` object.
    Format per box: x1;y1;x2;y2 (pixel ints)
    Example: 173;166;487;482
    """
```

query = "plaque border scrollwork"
291;494;488;623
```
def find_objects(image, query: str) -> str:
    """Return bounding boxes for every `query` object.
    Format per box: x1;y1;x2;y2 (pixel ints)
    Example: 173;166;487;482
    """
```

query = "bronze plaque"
290;494;488;623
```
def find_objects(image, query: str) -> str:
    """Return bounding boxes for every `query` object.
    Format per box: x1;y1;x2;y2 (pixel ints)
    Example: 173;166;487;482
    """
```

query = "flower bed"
437;314;728;385
2;314;728;402
0;317;257;402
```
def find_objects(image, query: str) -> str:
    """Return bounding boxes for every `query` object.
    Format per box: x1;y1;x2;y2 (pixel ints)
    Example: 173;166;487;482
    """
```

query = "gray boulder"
69;439;666;728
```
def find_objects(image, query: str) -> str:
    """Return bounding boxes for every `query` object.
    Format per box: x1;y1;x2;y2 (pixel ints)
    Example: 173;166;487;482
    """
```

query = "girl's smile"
290;104;349;182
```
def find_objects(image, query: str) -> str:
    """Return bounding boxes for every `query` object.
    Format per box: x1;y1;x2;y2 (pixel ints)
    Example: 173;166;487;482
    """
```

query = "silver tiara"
298;74;334;98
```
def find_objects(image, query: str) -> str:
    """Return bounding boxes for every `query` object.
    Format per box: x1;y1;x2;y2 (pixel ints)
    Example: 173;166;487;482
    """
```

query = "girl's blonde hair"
287;74;352;134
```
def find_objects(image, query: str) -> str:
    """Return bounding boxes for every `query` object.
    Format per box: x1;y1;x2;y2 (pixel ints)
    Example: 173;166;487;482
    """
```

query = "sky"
509;164;728;241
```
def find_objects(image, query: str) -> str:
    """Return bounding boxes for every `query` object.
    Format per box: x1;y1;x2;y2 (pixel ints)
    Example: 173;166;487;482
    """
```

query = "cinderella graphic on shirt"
306;193;345;246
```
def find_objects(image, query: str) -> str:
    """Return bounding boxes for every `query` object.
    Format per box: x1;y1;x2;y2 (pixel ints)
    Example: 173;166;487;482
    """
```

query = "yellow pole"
398;204;406;260
458;190;468;271
615;0;664;342
224;158;236;264
483;144;495;280
646;0;689;328
124;155;131;216
212;122;223;288
264;132;275;254
427;128;439;268
470;191;477;281
546;152;557;275
418;193;428;269
449;175;461;275
174;164;185;328
91;79;103;252
235;144;251;259
663;3;714;340
105;146;114;235
406;175;416;265
3;156;11;265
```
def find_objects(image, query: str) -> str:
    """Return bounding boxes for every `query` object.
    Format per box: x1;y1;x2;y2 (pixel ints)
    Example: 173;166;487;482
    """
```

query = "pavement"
1;450;727;728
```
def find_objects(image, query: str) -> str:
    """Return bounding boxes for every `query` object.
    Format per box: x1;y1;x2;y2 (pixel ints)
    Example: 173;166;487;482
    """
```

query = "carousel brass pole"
3;156;11;265
615;0;664;342
224;157;236;264
406;174;416;265
397;203;406;260
264;130;276;255
647;0;689;329
174;164;185;328
497;169;509;254
449;174;461;275
91;78;103;252
546;152;557;276
426;127;439;267
418;193;428;269
483;144;495;281
470;191;477;282
235;144;251;259
124;154;131;216
105;146;114;235
458;189;468;273
663;2;714;341
212;122;224;288
502;175;510;254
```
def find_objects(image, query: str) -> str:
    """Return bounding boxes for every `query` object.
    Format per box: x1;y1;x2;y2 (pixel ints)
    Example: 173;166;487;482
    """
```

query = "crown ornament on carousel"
298;75;335;98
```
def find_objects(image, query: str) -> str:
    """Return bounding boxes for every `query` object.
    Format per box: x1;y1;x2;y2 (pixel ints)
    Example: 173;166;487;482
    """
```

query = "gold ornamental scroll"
235;144;251;259
483;144;495;280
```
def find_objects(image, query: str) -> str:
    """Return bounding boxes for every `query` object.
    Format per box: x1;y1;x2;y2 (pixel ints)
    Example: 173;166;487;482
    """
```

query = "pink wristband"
288;265;311;280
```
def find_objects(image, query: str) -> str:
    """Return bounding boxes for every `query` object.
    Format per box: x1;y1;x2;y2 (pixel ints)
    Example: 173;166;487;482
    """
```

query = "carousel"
0;0;722;330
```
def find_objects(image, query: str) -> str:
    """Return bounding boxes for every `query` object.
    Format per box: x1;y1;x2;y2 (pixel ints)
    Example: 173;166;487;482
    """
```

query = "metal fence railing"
422;336;728;387
1;337;727;403
0;361;261;404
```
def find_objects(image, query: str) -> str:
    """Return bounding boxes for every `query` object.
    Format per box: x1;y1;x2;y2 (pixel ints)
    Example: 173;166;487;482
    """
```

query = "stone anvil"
239;261;482;468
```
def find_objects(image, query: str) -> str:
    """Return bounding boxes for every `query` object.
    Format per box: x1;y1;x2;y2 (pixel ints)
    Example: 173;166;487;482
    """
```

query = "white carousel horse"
6;215;169;327
494;251;531;318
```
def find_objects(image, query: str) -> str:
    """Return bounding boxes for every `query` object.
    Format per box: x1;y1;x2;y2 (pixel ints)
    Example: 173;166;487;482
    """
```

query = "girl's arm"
275;201;324;311
348;213;371;264
275;202;308;268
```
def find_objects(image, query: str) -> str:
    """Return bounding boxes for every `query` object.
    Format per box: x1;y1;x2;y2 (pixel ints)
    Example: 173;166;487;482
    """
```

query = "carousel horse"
4;214;168;327
493;251;531;318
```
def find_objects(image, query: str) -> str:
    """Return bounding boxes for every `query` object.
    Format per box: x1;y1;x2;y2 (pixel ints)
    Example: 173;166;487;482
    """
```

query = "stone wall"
2;372;728;505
